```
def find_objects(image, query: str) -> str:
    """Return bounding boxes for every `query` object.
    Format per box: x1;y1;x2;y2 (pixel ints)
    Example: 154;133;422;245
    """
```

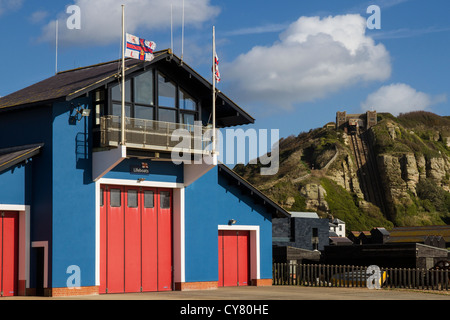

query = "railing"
273;263;450;291
100;115;213;155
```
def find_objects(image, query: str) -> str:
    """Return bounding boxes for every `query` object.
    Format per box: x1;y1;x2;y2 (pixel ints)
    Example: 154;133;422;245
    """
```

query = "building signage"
130;162;150;175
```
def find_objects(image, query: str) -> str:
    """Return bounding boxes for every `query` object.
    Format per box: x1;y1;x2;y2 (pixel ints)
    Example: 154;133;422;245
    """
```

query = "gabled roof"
218;164;289;218
0;50;254;127
0;143;43;173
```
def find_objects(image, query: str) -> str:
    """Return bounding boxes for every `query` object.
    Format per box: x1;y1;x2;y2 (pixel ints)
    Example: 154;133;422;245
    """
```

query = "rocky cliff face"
234;111;450;231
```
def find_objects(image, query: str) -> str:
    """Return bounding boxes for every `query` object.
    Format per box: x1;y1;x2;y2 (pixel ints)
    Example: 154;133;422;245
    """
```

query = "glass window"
95;103;105;126
158;73;176;108
181;113;195;127
110;189;121;207
112;103;131;119
135;71;154;105
95;89;105;102
179;88;196;111
158;108;176;123
127;190;138;208
100;189;104;207
160;191;171;209
144;190;154;208
135;105;154;121
111;80;131;102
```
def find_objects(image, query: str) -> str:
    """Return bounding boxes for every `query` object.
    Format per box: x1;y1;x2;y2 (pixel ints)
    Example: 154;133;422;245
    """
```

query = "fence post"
326;264;330;287
445;269;449;291
272;263;276;285
273;263;277;285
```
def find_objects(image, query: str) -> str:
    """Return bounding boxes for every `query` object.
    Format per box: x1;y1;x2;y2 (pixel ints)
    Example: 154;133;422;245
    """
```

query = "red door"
106;186;125;294
218;230;250;287
237;231;250;286
124;187;141;293
141;188;158;292
99;186;107;294
157;189;173;291
100;186;172;294
0;212;19;297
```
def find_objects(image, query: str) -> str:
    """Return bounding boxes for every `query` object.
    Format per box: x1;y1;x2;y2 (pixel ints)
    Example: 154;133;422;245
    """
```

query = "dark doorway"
35;247;44;296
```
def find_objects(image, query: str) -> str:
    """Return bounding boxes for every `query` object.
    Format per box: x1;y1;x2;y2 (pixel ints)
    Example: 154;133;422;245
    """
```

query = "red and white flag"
214;53;221;83
125;33;156;62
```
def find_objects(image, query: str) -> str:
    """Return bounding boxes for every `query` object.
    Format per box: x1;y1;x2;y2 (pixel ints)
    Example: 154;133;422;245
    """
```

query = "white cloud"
361;83;447;116
224;23;289;37
29;10;49;24
38;0;219;46
224;14;391;110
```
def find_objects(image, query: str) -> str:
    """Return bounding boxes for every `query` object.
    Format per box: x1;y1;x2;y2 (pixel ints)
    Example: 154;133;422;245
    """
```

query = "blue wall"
51;99;96;288
0;162;32;205
184;167;273;283
0;105;53;288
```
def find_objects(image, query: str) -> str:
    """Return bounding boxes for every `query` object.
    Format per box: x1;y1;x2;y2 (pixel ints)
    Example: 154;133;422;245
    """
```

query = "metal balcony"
100;115;213;155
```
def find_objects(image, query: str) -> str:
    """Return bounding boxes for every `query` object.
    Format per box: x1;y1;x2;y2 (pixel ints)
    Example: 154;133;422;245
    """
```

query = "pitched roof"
218;164;289;218
0;57;142;110
0;50;254;127
0;143;43;173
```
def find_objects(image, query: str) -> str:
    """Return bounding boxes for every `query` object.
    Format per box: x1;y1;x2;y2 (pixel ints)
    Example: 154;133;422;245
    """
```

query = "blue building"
0;50;288;297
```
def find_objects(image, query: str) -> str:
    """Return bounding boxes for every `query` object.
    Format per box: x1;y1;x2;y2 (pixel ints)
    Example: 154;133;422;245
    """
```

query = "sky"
1;0;449;141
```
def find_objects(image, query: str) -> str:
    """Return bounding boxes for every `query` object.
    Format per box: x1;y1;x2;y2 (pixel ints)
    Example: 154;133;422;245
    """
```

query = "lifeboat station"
0;50;288;297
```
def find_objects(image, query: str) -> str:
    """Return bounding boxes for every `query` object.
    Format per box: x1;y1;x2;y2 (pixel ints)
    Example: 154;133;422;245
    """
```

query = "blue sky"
1;0;449;140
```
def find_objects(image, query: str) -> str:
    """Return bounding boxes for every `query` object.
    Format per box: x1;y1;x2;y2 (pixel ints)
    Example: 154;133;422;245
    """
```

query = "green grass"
321;178;393;232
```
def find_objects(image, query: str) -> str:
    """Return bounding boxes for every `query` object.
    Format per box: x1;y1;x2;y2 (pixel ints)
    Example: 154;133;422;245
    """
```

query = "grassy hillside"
235;111;450;233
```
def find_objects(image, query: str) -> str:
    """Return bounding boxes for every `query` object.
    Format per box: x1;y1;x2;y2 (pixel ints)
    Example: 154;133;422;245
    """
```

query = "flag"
214;53;221;83
125;33;156;62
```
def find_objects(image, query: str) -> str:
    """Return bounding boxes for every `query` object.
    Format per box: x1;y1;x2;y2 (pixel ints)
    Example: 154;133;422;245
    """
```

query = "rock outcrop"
234;111;450;230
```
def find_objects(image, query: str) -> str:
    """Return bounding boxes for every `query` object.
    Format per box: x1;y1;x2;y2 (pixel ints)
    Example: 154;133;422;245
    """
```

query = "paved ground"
3;286;450;300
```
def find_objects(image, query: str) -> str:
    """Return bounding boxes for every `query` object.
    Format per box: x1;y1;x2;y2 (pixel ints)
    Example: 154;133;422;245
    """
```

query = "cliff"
234;111;450;231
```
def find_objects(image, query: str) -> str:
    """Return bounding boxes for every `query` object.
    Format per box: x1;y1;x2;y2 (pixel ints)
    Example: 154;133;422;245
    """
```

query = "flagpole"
212;25;216;156
121;4;126;146
181;0;185;61
55;20;58;74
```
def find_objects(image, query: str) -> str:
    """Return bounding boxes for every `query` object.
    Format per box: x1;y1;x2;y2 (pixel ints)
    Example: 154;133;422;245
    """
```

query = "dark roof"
0;143;43;173
0;58;142;110
329;237;353;245
371;227;390;236
0;50;254;127
218;164;289;218
387;225;450;244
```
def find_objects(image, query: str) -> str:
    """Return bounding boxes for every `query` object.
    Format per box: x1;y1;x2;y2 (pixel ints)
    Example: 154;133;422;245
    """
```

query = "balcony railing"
100;115;213;155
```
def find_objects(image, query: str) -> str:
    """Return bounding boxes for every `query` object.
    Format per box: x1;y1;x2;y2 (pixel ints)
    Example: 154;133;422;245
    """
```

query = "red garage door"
218;230;250;287
100;186;172;294
0;212;19;297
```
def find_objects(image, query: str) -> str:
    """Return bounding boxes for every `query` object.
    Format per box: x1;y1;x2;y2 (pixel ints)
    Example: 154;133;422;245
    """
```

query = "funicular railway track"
349;129;387;214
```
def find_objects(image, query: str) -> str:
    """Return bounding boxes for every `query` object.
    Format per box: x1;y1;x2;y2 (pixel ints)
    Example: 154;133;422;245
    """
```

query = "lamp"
73;104;91;122
228;219;236;225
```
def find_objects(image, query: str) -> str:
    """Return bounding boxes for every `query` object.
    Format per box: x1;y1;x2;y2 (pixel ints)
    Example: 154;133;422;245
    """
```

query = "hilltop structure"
336;110;377;133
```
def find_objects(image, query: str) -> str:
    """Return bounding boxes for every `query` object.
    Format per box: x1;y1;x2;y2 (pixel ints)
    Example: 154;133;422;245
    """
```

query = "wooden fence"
273;263;450;291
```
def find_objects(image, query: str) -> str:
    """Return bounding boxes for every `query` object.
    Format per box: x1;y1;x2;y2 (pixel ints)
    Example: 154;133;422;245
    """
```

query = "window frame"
107;68;199;125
